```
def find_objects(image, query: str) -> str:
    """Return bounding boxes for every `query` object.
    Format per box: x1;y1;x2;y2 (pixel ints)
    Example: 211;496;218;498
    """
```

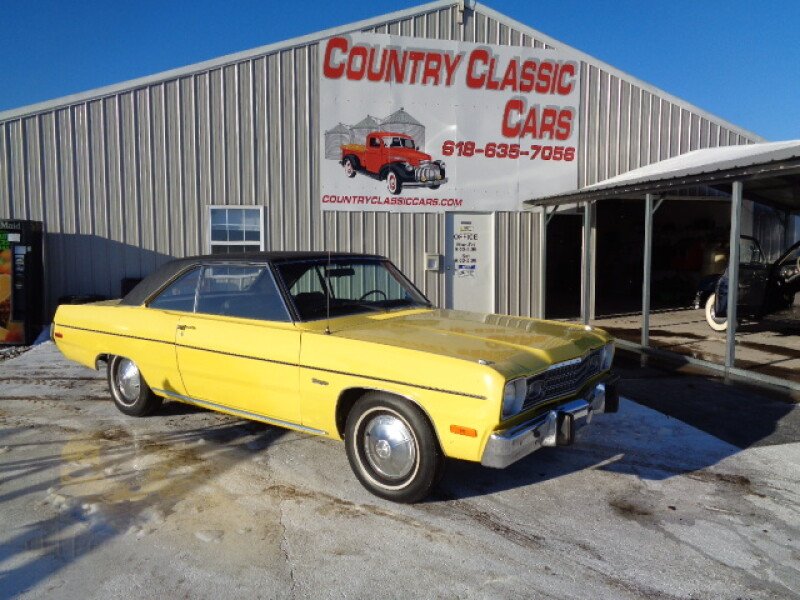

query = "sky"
1;0;798;140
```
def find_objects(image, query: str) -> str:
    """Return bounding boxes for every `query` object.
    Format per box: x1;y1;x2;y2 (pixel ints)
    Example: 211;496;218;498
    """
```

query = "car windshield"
389;137;414;148
274;258;430;321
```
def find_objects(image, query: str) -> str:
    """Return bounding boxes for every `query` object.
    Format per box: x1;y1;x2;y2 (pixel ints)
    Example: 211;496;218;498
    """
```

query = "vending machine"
0;220;44;345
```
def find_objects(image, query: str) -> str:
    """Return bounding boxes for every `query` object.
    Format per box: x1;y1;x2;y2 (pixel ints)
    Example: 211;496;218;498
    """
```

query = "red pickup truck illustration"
340;132;447;194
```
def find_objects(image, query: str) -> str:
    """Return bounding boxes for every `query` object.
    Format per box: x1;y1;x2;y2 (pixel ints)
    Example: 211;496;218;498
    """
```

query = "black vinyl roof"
120;251;385;306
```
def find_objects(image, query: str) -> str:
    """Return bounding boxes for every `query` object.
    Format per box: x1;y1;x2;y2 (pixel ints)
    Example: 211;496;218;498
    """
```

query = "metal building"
0;0;761;318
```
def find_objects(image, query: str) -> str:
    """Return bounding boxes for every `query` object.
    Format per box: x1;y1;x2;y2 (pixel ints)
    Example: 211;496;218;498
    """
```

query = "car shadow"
0;417;288;597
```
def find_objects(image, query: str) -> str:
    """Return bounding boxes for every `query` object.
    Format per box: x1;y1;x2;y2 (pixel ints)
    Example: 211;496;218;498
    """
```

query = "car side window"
148;268;200;312
369;137;381;148
195;265;291;322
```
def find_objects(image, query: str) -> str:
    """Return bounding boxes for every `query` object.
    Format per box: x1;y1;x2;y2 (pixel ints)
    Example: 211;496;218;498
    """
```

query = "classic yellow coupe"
53;252;618;502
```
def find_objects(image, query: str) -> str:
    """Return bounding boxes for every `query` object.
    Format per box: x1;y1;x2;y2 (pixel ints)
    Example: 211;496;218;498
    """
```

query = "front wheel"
386;169;403;195
705;293;727;331
345;392;444;503
107;355;163;416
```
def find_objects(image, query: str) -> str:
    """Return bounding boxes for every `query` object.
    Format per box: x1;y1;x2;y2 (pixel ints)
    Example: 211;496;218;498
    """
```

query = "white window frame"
207;206;266;254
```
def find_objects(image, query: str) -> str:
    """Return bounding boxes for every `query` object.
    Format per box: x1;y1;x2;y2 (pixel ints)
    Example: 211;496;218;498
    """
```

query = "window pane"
227;209;244;241
196;265;291;322
210;244;258;254
211;208;228;242
148;268;200;312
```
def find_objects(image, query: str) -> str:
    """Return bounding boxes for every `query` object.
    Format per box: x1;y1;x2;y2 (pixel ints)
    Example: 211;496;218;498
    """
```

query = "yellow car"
53;252;618;502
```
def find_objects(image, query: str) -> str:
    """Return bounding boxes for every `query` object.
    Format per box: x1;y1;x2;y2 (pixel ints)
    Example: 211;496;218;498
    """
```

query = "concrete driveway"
1;343;798;599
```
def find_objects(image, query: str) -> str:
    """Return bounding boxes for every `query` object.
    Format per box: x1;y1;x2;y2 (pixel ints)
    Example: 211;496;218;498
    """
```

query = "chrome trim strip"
152;388;328;436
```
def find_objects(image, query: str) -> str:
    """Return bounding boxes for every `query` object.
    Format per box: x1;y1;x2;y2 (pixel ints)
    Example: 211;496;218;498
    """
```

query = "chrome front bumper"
481;377;619;469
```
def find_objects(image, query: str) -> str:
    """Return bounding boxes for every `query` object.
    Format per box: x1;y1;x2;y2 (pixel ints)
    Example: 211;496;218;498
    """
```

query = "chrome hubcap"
388;174;396;191
363;414;417;480
116;358;141;405
345;162;353;175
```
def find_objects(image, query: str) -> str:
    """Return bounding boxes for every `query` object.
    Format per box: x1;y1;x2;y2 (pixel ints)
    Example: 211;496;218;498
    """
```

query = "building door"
546;213;582;319
445;213;495;313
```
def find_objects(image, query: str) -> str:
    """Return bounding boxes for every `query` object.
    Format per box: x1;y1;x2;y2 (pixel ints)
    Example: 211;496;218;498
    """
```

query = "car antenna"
324;233;332;335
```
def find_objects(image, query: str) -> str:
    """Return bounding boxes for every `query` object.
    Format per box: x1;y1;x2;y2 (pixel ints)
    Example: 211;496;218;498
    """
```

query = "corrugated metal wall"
0;3;757;317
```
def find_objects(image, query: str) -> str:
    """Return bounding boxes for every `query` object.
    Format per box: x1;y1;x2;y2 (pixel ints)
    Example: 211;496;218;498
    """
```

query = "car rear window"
148;268;200;312
195;265;291;322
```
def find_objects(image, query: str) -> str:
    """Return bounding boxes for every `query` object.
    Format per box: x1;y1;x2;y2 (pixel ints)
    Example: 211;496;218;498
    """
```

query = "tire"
705;293;727;332
386;169;403;195
345;392;444;503
107;355;163;417
343;156;357;178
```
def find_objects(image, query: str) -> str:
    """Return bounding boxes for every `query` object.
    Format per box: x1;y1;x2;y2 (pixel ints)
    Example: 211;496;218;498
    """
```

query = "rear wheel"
705;293;727;331
386;169;403;195
107;355;162;417
345;392;443;503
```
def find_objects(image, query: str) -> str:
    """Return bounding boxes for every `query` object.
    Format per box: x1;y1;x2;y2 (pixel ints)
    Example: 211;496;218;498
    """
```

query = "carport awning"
526;139;800;209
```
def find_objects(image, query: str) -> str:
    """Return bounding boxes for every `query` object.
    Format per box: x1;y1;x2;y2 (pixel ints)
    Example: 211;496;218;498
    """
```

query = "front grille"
521;349;602;412
414;162;443;182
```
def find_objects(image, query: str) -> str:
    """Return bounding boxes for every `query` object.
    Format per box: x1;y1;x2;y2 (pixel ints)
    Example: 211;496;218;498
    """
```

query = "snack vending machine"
0;220;44;345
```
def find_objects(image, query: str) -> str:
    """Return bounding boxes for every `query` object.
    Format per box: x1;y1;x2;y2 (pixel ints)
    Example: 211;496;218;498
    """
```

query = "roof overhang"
525;140;800;211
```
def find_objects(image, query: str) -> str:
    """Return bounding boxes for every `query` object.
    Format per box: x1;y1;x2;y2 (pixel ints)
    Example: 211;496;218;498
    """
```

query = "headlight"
600;342;615;371
402;162;414;171
780;265;798;279
438;161;446;169
502;378;527;419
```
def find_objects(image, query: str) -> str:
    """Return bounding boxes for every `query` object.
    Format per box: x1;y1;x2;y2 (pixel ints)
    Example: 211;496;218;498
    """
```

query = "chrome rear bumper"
481;376;619;469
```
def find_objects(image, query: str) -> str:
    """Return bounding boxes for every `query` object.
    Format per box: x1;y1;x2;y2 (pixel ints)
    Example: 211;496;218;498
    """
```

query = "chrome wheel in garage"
107;355;163;417
345;392;443;503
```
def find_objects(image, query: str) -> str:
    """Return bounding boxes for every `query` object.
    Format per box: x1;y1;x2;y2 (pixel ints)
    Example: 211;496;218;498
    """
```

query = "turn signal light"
450;425;477;437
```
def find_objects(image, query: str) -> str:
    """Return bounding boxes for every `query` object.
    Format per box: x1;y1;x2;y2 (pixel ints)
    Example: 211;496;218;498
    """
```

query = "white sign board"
319;33;580;212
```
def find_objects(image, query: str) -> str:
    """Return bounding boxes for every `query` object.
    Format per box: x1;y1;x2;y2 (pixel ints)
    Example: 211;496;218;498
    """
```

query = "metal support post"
642;193;654;347
726;181;743;370
581;201;593;324
537;209;547;318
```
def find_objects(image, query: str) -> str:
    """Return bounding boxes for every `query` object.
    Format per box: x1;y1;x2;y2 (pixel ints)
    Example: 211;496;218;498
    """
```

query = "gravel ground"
1;343;798;599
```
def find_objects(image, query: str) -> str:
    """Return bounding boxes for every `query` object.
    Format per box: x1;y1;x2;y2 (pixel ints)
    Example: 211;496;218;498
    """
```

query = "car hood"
388;148;433;165
327;309;609;377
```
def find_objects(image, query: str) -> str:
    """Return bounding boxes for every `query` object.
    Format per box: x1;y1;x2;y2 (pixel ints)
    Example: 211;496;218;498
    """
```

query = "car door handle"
176;324;196;331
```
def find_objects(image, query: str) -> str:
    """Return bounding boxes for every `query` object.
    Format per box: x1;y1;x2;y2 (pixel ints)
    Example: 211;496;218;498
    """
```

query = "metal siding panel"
72;103;95;294
209;69;226;206
267;52;283;249
607;75;620;178
597;69;609;182
24;116;44;221
253;58;269;216
9;120;26;218
0;123;10;218
196;72;213;225
181;76;201;256
223;65;240;207
281;50;298;250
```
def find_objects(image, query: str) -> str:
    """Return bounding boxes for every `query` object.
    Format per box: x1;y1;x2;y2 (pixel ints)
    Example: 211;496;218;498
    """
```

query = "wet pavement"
1;343;799;599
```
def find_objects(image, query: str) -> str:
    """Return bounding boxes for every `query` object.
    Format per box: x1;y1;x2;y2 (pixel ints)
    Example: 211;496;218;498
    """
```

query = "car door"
141;266;202;397
365;135;385;174
174;263;301;424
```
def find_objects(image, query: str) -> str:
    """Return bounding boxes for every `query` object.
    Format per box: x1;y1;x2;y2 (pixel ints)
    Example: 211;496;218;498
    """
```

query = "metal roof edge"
475;3;765;143
0;0;455;122
0;0;765;144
